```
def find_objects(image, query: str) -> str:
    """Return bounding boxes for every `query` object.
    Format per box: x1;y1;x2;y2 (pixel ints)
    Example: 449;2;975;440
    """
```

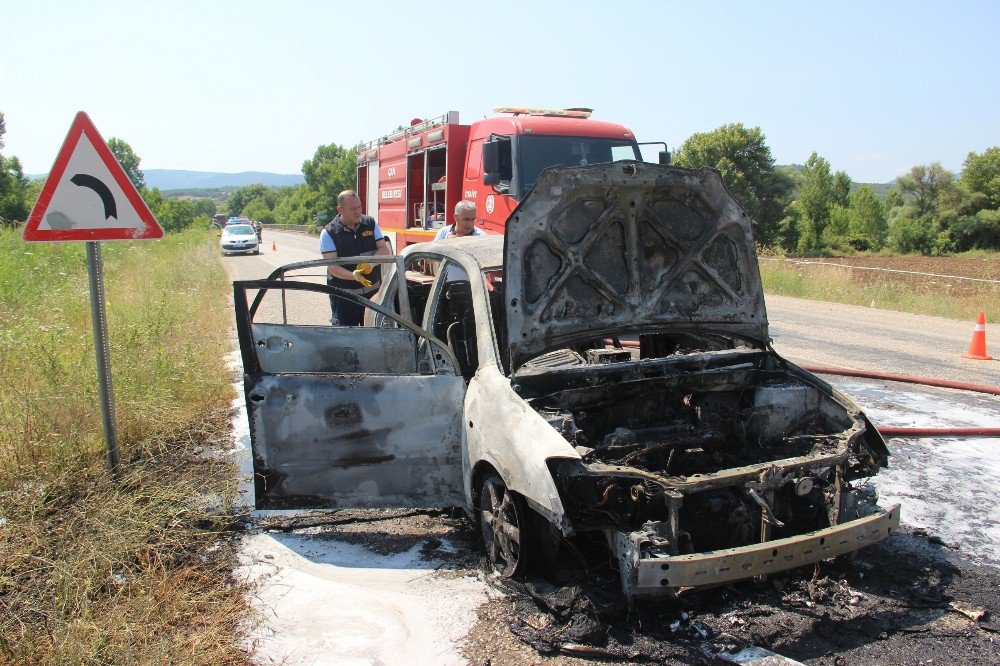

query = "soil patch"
811;256;999;280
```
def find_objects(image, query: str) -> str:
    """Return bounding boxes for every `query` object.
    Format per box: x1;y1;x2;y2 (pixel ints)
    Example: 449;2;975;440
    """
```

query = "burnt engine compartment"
515;348;887;555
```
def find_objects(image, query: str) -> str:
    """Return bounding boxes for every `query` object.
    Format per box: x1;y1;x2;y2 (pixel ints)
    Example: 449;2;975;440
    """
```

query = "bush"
888;214;935;254
950;209;1000;251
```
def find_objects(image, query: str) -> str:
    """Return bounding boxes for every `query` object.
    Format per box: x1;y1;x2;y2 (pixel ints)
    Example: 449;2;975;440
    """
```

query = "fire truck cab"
356;107;667;249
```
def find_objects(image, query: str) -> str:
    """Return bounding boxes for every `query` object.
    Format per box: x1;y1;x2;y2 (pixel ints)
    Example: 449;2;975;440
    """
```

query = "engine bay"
515;346;888;556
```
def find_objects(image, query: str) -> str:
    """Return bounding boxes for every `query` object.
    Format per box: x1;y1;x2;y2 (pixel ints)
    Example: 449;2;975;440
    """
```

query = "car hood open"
504;161;768;371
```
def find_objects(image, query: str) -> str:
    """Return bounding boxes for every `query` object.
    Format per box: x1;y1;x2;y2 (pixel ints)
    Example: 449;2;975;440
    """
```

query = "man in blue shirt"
434;200;487;240
320;190;390;326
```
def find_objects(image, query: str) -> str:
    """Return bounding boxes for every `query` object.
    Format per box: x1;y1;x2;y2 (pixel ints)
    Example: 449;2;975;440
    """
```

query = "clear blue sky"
2;1;997;183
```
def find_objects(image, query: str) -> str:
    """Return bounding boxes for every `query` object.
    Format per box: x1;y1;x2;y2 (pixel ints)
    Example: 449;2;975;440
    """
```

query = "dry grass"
759;256;1000;322
0;228;250;665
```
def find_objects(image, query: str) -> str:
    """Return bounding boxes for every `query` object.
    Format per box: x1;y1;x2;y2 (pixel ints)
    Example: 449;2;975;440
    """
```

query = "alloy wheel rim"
480;478;521;576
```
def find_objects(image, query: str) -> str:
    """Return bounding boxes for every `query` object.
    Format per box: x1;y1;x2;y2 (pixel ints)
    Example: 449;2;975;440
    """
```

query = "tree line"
2;110;997;254
671;123;999;254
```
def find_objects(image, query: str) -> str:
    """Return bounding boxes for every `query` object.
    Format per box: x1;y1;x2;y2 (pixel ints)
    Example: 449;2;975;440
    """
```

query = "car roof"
400;235;503;270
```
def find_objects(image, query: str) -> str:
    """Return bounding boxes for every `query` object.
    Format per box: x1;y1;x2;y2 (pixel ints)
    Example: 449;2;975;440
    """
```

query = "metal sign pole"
86;241;120;475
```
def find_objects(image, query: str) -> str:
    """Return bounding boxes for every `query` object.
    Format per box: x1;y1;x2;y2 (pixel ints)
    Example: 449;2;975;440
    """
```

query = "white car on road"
221;223;259;256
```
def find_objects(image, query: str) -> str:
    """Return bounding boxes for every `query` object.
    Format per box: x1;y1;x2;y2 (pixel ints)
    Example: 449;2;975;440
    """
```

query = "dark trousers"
330;297;365;327
327;277;366;326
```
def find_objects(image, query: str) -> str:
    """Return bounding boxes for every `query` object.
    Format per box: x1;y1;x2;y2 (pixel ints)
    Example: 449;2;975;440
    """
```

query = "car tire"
479;474;530;578
253;249;259;255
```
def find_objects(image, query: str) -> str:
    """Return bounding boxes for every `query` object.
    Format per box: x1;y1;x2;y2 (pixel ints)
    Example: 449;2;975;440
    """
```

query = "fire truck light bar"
494;107;593;118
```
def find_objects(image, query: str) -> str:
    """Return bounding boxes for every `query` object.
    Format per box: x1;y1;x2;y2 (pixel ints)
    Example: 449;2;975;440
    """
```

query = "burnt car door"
234;266;466;509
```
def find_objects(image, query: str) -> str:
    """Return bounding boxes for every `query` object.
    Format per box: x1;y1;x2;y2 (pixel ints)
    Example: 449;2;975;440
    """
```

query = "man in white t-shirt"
434;200;487;241
434;200;487;282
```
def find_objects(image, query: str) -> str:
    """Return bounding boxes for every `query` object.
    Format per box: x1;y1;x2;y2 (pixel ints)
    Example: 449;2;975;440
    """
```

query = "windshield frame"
511;134;642;198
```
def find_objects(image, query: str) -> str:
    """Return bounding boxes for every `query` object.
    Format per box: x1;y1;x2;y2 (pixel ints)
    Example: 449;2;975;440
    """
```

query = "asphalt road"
228;228;999;387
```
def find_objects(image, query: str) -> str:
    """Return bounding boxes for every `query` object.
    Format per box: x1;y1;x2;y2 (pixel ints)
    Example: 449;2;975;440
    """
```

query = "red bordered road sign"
22;111;163;242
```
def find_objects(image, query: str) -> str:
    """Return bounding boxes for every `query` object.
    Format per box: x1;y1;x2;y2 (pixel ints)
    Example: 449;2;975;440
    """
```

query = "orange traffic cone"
271;241;277;252
962;311;993;360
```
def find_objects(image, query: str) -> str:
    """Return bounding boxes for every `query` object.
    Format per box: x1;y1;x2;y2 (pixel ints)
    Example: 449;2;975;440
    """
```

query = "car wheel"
479;474;529;577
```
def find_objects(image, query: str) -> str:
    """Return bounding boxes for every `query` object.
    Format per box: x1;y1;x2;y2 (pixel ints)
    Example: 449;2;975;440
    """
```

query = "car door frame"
234;256;467;510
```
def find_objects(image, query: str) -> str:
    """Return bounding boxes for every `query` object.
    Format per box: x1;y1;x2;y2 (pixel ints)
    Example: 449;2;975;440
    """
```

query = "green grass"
759;259;1000;323
0;227;249;665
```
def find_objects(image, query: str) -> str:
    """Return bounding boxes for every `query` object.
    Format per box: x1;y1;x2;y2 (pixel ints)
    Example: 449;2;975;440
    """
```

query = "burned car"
234;162;898;598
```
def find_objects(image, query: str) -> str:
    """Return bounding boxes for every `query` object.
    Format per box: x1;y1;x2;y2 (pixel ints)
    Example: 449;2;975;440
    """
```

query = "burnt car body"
234;162;898;598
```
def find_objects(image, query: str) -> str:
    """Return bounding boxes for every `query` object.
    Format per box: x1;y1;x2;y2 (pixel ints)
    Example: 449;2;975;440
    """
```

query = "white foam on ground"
830;378;1000;566
227;346;487;664
238;535;486;665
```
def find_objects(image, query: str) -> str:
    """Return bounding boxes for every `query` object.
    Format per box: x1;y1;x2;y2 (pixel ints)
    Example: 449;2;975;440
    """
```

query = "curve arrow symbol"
70;173;118;219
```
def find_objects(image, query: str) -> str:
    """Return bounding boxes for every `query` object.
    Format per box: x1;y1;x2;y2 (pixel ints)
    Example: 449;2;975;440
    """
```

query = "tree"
960;147;1000;210
796;152;835;253
847;185;888;250
107;137;146;192
896;163;957;218
950;209;1000;251
832;171;852;208
244;197;276;225
824;205;851;248
888;214;935;254
142;187;166;220
192;198;217;219
777;202;802;253
227;183;274;216
884;188;904;210
672;124;792;246
273;184;320;226
0;111;31;226
301;143;357;219
158;199;198;233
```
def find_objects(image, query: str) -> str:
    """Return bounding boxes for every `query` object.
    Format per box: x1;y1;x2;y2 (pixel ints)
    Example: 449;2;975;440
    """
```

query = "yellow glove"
353;262;373;288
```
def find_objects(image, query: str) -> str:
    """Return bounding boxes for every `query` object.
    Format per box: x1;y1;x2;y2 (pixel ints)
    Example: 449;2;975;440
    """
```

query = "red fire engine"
355;108;668;249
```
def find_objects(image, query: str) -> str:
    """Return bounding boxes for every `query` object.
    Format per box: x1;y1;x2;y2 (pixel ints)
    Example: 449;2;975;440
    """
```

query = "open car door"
234;270;466;510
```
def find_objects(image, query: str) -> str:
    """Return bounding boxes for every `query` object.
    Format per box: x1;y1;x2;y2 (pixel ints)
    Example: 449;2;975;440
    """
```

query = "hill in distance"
144;169;304;190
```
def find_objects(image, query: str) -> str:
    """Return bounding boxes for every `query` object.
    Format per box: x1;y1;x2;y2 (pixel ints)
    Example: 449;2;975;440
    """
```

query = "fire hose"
796;365;999;438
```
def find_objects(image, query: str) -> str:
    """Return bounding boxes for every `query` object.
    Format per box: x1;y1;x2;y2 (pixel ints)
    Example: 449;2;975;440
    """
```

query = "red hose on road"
797;365;1000;397
877;427;1000;438
796;366;1000;437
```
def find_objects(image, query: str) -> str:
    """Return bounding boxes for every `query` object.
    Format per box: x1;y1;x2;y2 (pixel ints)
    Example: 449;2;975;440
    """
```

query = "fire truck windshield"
516;135;641;196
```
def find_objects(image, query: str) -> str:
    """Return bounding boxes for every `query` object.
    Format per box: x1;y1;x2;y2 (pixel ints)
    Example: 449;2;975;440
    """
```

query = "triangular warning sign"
22;112;163;242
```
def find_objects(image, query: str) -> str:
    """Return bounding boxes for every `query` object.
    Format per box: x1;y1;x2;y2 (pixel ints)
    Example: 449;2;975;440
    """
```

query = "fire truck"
355;107;668;249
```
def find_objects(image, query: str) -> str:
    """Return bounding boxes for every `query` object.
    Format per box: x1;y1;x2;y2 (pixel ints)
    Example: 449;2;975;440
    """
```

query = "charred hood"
504;162;768;371
504;161;767;369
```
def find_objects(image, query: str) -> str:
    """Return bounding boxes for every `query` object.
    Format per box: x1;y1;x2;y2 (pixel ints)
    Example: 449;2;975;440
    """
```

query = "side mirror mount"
658;150;671;165
482;141;499;174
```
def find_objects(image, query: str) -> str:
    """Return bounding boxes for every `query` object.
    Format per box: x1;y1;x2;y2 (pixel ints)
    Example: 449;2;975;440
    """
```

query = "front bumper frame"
612;504;900;597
